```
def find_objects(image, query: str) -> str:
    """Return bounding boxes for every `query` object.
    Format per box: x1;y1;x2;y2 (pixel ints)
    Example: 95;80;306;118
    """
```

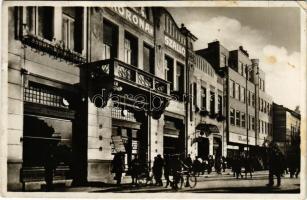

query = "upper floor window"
236;110;240;127
218;94;222;114
26;7;54;41
143;43;154;74
229;80;235;98
235;83;240;100
165;56;174;89
103;20;118;59
210;90;215;114
241;112;246;128
220;54;227;67
240;86;245;102
201;87;207;110
62;14;75;50
230;108;235;125
124;32;138;67
175;62;184;92
193;82;197;106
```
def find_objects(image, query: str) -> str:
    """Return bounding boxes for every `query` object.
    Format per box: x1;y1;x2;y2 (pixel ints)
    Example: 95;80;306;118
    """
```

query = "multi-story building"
6;6;198;190
188;54;225;159
273;103;301;155
196;41;273;163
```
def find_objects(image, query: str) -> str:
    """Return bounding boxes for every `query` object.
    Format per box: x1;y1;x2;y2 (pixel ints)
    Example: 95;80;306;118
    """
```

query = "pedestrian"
208;155;214;174
267;142;284;187
171;155;182;190
163;154;171;188
111;153;125;185
243;155;253;179
201;159;208;175
192;156;201;176
153;154;164;186
233;155;243;179
130;155;141;186
222;156;227;172
44;140;58;192
215;156;222;174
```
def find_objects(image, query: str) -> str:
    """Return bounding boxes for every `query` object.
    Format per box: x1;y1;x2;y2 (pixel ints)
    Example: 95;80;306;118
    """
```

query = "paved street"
53;170;300;193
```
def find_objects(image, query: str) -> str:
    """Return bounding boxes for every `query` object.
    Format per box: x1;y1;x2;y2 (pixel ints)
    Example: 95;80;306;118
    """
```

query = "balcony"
81;59;171;119
84;58;170;98
21;34;86;64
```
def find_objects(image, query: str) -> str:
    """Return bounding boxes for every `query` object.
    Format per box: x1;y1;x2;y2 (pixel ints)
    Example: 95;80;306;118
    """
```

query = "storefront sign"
229;132;255;145
165;35;186;56
110;7;154;36
111;136;126;153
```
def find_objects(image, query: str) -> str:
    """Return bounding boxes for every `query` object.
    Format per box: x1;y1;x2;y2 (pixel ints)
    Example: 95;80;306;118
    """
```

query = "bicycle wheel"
188;175;197;188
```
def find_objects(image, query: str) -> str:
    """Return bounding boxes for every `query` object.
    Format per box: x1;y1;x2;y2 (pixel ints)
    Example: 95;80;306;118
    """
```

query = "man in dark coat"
163;154;171;188
130;155;141;186
153;154;164;186
111;153;125;185
267;142;284;187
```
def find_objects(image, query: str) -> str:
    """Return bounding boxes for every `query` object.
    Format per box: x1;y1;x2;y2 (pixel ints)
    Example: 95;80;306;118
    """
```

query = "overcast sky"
168;7;301;110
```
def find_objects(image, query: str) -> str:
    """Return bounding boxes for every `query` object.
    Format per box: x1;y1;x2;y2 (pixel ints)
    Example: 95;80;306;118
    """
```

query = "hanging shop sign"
165;35;186;57
110;7;154;36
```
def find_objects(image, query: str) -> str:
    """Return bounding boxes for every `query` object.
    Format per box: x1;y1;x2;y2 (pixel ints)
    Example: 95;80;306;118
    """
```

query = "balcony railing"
91;58;171;97
21;34;86;64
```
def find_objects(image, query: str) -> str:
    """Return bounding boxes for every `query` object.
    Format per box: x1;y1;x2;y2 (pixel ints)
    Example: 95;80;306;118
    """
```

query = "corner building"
6;6;197;190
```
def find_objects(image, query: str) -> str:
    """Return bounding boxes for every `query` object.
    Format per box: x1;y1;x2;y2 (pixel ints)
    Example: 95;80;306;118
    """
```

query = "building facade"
273;103;301;155
6;6;199;190
196;41;273;163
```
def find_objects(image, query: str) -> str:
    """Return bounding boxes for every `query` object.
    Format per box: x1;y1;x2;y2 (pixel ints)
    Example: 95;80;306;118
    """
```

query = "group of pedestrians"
191;155;227;175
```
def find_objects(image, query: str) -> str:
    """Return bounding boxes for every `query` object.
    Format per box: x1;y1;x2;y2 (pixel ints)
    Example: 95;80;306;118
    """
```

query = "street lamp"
245;59;259;157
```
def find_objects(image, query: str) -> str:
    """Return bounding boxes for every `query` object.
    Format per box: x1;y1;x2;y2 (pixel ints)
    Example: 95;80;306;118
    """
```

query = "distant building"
196;41;273;163
273;103;301;155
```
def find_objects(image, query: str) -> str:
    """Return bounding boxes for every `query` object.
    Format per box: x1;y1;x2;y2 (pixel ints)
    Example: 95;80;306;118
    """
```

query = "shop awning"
196;123;220;133
164;120;180;138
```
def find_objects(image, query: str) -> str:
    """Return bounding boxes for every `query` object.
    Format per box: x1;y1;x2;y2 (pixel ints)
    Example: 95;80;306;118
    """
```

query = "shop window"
26;7;54;41
241;113;246;128
61;8;83;53
210;91;215;115
143;43;154;74
24;82;69;109
201;87;207;110
103;20;118;59
175;62;184;93
230;108;235;125
236;110;240;127
164;55;174;89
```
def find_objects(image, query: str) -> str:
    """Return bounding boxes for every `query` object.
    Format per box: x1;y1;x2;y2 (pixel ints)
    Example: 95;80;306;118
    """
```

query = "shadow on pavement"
185;186;300;193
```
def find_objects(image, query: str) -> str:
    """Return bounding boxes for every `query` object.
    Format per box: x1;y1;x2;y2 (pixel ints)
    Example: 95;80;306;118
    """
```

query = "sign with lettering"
111;136;126;153
110;7;154;36
229;132;255;145
165;35;186;56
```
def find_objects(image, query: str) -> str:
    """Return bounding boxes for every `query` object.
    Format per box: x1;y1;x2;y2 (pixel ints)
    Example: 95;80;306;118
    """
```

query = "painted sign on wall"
165;35;186;56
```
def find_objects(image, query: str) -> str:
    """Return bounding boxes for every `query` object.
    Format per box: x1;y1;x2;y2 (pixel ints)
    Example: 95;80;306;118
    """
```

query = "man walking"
267;142;284;187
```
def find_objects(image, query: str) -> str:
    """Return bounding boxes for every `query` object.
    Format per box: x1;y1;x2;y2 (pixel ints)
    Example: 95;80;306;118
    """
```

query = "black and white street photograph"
0;1;306;198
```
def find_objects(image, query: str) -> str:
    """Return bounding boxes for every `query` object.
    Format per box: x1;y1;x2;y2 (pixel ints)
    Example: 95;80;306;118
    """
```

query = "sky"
168;7;301;110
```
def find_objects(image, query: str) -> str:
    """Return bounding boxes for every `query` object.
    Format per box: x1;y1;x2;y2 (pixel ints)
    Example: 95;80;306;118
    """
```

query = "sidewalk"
49;169;270;193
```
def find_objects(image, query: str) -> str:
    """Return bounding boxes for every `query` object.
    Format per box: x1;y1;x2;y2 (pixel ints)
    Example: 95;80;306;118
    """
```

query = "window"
240;86;245;102
238;62;242;75
241;113;246;128
124;32;138;66
175;62;184;92
248;91;251;106
261;99;264;112
143;43;154;74
248;115;251;130
62;14;75;50
262;121;264;134
220;54;227;67
103;20;118;59
201;87;207;110
165;56;174;89
26;7;54;41
230;108;235;125
259;120;262;133
263;80;265;91
235;83;240;100
252;117;255;130
218;95;222;114
193;82;197;106
229;80;235;98
210;91;215;114
236;110;240;127
252;93;255;107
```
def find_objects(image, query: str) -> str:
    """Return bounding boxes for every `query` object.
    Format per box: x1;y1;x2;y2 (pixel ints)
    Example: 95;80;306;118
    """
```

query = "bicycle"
171;169;197;190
